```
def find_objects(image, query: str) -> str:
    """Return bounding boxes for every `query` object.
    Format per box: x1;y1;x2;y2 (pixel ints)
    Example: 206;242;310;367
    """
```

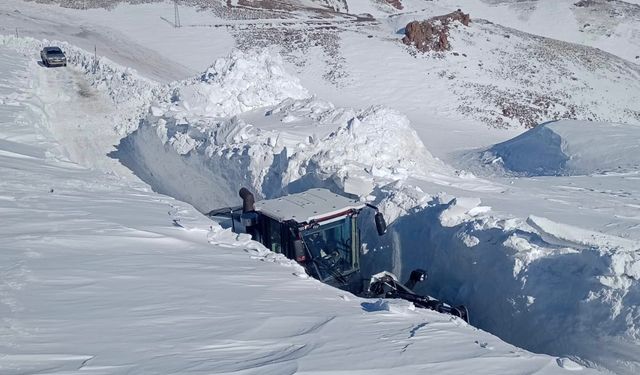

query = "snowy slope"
431;0;640;64
5;0;639;132
2;0;640;374
477;120;640;176
0;45;591;375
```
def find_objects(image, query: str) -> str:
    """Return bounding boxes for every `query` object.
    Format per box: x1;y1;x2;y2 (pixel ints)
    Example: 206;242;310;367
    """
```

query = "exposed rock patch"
385;0;403;10
402;10;470;52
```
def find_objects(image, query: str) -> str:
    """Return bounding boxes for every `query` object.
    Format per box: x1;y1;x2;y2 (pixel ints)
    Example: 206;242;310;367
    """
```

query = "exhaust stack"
239;187;255;213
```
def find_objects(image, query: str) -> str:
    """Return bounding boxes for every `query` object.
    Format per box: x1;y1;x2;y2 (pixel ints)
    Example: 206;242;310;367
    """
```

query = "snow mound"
164;49;310;119
116;50;445;212
125;101;440;212
481;120;640;176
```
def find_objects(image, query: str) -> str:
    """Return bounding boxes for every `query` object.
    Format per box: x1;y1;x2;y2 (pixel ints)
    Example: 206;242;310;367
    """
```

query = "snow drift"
479;120;640;176
115;49;444;212
170;49;311;119
367;184;640;374
3;40;595;375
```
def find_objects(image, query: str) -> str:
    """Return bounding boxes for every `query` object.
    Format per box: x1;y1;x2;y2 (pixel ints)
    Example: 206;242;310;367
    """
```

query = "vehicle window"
302;218;353;280
267;218;281;254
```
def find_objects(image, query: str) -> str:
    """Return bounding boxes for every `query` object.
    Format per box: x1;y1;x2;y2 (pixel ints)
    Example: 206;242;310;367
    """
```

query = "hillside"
2;0;640;374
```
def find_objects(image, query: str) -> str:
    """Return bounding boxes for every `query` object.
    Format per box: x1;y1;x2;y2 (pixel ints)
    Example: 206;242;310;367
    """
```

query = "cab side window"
267;218;282;254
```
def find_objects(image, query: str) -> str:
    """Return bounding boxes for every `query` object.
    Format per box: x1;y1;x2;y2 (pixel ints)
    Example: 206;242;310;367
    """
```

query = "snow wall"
9;36;638;374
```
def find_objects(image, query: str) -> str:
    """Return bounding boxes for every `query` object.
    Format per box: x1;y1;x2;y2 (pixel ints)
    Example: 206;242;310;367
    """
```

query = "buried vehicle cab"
209;188;469;323
40;46;67;67
210;188;386;293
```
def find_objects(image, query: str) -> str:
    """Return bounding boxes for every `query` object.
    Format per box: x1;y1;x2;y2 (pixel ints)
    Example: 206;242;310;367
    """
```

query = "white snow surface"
478;120;640;176
2;0;640;374
170;49;311;119
0;43;588;375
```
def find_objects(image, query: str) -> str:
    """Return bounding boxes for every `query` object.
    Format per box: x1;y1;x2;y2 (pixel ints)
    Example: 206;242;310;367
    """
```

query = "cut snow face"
365;183;640;375
114;48;446;213
477;120;640;176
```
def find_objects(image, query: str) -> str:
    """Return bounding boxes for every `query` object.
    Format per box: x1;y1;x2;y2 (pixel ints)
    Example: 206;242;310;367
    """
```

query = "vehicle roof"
255;188;365;223
43;47;63;52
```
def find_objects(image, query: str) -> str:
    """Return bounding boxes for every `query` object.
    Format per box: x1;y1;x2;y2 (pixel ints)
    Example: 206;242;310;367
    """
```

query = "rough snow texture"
107;46;640;373
173;49;311;119
118;49;443;212
368;183;640;375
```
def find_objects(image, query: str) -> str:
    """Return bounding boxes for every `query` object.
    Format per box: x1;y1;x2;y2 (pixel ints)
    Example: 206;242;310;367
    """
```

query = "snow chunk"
439;197;491;227
527;215;640;253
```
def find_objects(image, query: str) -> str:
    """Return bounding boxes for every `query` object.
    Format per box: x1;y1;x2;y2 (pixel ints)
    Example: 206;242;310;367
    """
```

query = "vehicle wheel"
64;63;67;67
43;60;49;67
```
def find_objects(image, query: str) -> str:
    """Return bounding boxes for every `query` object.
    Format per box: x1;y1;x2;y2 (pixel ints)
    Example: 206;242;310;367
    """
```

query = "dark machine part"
405;269;427;290
207;188;469;323
239;187;255;213
368;270;470;324
239;188;258;240
374;212;387;236
365;203;388;236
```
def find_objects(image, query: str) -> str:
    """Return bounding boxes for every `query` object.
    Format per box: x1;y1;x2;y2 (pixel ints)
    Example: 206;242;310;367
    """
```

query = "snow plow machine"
208;188;469;323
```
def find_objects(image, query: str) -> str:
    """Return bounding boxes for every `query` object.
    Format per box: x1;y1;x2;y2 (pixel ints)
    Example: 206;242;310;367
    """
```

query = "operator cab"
209;188;387;293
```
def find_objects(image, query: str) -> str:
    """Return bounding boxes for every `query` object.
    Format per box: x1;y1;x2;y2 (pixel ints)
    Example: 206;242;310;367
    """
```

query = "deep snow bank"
367;183;640;374
479;120;640;176
5;46;585;375
172;49;311;118
116;49;445;212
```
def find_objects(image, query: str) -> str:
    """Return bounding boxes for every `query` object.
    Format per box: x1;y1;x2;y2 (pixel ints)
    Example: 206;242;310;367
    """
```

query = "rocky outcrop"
402;9;471;52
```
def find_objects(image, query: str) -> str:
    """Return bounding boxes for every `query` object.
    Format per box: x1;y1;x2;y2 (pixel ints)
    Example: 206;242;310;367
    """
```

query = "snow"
171;49;311;119
431;0;640;64
478;120;640;176
2;0;640;374
0;44;584;375
120;51;446;211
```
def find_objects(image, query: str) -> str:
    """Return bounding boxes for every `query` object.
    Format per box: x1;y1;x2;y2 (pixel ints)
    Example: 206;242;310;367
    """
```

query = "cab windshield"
302;217;356;281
